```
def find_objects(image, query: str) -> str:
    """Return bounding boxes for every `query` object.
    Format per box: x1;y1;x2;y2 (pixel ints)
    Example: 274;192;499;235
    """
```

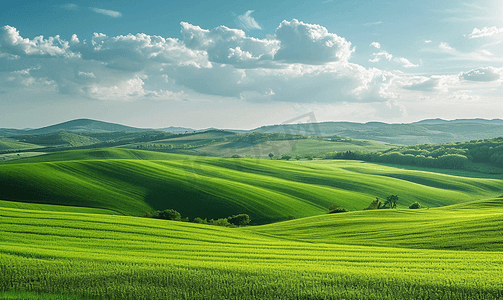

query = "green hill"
1;149;502;223
14;131;100;147
248;198;503;251
1;206;502;299
0;139;42;151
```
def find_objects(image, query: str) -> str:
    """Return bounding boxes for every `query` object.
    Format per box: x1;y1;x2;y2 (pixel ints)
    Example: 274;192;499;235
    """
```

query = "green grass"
247;198;503;251
0;200;121;215
0;152;46;162
0;140;42;151
169;138;393;158
1;149;503;223
1;206;502;299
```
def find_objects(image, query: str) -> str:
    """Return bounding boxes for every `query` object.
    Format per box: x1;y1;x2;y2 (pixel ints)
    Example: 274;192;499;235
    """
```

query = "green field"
1;149;503;224
0;140;42;151
1;205;502;299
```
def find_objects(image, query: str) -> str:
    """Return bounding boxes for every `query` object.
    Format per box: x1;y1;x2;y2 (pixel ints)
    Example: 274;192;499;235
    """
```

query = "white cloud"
236;10;262;31
468;27;503;39
61;3;78;10
459;67;501;82
402;75;458;92
0;25;70;57
369;50;417;68
424;40;432;43
91;8;122;18
363;21;382;26
273;19;354;64
370;42;381;49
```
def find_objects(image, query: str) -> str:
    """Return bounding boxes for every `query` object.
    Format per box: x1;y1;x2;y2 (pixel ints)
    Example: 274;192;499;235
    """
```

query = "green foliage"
152;209;181;221
208;218;232;227
268;153;274;159
193;217;208;224
409;202;421;209
230;154;241;158
281;154;292;160
227;214;251;226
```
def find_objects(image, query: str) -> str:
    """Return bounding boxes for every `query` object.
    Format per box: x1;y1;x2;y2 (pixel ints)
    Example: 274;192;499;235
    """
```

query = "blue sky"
1;0;502;129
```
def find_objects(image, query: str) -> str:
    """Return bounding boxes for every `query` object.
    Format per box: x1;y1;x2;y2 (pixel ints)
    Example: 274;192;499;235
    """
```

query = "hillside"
1;149;502;223
25;118;149;134
13;131;101;147
0;139;42;151
248;198;503;251
1;205;502;299
254;119;503;145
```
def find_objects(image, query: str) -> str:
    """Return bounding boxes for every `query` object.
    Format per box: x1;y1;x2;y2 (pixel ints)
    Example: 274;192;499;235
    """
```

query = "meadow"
2;148;503;299
1;205;503;300
1;149;503;223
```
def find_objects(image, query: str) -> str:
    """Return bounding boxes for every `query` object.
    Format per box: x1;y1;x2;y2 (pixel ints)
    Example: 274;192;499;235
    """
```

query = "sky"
1;0;502;129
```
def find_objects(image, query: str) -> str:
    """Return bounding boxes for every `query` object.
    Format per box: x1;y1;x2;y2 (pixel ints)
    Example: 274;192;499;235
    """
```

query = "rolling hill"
1;204;502;299
1;148;502;224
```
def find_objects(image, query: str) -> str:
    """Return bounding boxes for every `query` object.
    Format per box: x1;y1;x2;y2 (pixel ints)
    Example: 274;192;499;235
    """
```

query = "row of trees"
144;209;251;227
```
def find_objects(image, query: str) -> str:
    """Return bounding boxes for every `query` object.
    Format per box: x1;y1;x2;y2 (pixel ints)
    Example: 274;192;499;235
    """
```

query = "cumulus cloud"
91;8;122;18
370;42;381;49
459;67;501;82
273;19;354;64
402;75;458;92
236;10;262;30
0;25;70;57
467;27;503;39
369;50;418;68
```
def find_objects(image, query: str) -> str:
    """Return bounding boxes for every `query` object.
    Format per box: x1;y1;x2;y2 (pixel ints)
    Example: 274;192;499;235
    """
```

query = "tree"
281;154;292;161
409;202;421;209
227;214;251;226
268;153;274;159
153;209;181;221
384;195;398;209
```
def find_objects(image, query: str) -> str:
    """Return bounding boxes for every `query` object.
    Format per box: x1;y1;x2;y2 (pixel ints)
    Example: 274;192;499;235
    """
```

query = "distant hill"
252;119;503;145
157;126;196;133
14;131;100;147
25;119;149;134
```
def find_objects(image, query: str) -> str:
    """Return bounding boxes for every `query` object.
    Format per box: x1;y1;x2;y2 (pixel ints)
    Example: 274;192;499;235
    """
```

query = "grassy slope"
172;138;393;158
0;199;121;215
0;140;42;151
1;149;503;223
247;198;503;251
1;206;502;299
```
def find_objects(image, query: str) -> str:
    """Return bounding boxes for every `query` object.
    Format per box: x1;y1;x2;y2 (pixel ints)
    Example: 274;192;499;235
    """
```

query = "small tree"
281;154;292;161
193;217;208;224
268;153;274;159
409;202;421;209
227;214;251;226
154;209;181;221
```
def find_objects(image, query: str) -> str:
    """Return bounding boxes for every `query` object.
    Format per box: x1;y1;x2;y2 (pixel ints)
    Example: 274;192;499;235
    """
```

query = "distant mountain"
251;119;503;145
157;126;196;133
414;118;503;125
25;119;149;134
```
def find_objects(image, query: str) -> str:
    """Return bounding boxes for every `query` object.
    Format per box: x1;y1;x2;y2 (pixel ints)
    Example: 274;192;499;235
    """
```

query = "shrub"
153;209;181;221
230;154;241;158
193;217;208;224
328;207;349;214
227;214;250;226
409;202;421;209
208;218;233;227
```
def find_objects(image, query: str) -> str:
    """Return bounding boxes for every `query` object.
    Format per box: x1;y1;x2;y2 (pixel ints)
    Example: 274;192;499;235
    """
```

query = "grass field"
161;138;393;158
1;205;502;299
1;149;503;224
0;140;42;151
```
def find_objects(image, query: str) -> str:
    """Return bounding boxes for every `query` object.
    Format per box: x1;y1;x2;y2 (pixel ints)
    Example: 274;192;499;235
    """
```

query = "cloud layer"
0;20;501;113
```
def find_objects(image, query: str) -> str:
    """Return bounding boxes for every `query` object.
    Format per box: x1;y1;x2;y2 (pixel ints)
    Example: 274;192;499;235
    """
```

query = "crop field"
1;149;503;223
0;140;42;151
1;206;502;300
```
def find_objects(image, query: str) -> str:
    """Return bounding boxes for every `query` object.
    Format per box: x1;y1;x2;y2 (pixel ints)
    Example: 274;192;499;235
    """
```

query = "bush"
152;209;181;221
208;218;233;227
230;154;241;158
328;207;349;214
409;202;421;209
227;214;250;226
193;217;208;224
